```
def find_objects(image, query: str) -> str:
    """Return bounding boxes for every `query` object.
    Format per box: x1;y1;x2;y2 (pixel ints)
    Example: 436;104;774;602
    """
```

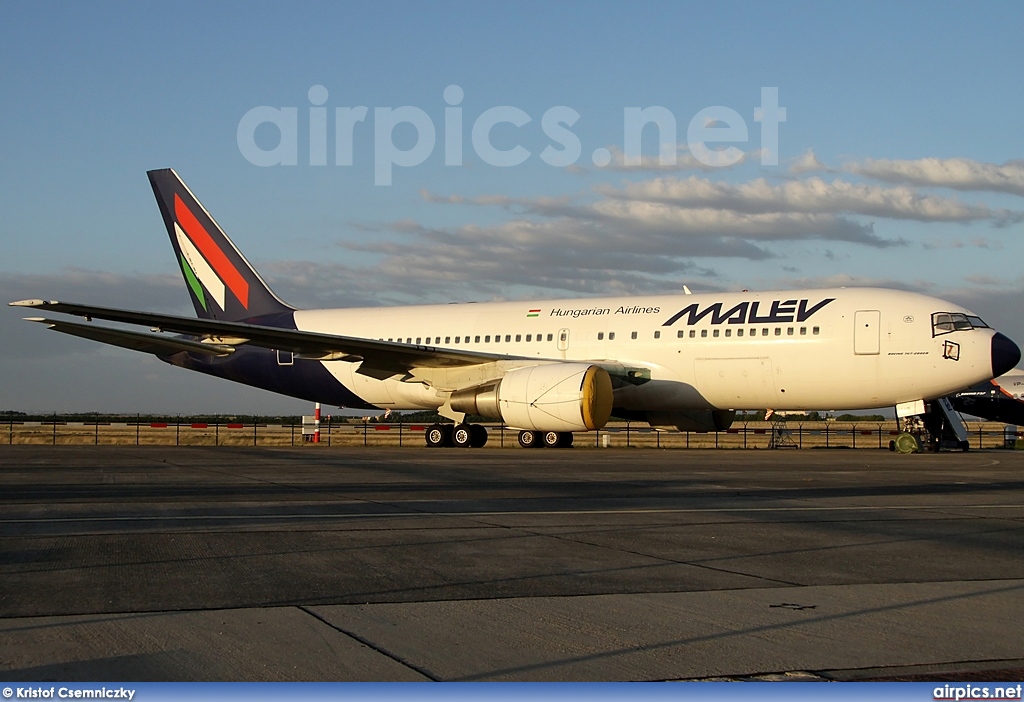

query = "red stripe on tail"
174;194;249;308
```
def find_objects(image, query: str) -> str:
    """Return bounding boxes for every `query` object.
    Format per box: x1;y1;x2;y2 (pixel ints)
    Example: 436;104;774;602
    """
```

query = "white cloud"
599;176;1022;225
844;157;1024;197
790;149;829;174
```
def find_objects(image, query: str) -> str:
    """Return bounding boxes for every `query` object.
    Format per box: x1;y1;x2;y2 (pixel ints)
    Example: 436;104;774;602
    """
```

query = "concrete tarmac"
1;445;1023;681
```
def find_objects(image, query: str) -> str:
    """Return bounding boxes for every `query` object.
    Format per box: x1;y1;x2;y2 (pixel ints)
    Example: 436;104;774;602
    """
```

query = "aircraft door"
854;310;881;355
557;328;569;358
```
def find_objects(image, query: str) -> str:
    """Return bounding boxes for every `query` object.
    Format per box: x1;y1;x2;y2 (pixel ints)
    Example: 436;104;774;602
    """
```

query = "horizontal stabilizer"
27;318;236;357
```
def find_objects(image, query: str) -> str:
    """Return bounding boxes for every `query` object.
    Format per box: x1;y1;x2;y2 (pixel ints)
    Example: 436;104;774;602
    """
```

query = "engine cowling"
646;409;735;432
450;363;613;432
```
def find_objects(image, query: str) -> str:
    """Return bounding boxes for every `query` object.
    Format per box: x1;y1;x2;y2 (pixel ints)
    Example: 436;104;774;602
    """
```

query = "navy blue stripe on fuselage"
158;312;374;409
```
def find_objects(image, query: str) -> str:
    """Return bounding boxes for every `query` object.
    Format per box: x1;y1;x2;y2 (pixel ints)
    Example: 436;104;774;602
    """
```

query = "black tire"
542;431;574;448
425;423;447;448
518;430;541;448
452;423;473;448
470;424;488;448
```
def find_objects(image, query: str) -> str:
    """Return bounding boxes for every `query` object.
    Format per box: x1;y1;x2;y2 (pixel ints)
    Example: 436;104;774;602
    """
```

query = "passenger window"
654;330;661;339
407;338;412;344
455;336;460;344
526;334;532;342
713;329;719;338
505;335;511;342
445;336;451;343
474;336;480;343
547;333;553;341
749;329;756;337
774;328;781;336
631;331;637;340
485;335;490;343
761;328;768;336
701;329;708;338
787;328;793;336
813;326;820;335
609;332;616;340
689;330;695;338
598;332;604;340
799;327;806;336
677;330;684;338
725;329;731;337
516;334;521;342
737;329;744;337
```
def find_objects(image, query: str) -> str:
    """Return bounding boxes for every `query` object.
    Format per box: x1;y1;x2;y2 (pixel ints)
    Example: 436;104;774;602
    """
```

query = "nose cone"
991;332;1021;378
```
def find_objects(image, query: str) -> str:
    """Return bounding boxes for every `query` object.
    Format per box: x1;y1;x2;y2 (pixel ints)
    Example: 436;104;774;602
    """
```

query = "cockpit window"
932;312;988;336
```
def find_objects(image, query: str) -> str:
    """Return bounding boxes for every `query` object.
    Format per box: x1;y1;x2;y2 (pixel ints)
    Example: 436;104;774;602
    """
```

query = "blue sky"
2;1;1023;413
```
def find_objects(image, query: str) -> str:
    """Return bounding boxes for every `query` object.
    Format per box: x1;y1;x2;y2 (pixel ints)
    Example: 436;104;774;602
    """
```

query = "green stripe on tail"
179;253;208;311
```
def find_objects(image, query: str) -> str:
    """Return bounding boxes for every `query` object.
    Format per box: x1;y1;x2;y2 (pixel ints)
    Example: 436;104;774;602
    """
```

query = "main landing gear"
424;424;575;448
425;423;488;448
519;430;574;448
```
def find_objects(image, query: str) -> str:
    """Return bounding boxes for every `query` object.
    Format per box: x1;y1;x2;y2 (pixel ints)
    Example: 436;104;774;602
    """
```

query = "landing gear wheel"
425;423;449;448
452;423;474;448
470;424;488;448
518;430;542;448
542;431;574;448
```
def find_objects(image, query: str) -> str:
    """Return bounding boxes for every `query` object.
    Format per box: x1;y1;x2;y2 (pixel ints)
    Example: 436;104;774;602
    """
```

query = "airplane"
953;368;1024;427
9;169;1021;449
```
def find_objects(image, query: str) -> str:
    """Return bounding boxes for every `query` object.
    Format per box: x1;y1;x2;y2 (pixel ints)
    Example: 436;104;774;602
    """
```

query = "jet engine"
450;363;613;432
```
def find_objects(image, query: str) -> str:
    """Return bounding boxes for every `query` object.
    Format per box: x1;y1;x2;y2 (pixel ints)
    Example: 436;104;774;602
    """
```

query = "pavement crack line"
297;605;439;681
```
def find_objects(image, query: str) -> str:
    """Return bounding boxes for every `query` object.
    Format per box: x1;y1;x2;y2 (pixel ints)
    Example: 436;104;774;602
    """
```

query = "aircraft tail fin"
147;168;295;322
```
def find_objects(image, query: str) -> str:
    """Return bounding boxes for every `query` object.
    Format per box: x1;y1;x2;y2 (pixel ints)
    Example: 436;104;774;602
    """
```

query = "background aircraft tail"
148;168;295;321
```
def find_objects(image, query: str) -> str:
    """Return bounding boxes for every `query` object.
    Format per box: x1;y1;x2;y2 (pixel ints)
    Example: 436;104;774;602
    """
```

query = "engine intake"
450;363;613;432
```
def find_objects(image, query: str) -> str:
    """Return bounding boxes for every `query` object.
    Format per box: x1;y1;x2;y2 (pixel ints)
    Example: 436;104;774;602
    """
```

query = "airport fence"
2;416;1019;450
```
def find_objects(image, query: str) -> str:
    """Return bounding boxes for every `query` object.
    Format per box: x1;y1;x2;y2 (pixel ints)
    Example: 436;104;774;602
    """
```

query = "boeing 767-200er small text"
10;169;1021;448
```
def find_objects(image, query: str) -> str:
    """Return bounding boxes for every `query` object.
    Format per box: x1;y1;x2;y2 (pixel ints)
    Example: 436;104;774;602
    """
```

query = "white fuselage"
293;287;999;412
993;369;1024;400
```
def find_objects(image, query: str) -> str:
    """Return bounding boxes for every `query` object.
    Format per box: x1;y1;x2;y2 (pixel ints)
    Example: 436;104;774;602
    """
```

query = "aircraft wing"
11;299;509;377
